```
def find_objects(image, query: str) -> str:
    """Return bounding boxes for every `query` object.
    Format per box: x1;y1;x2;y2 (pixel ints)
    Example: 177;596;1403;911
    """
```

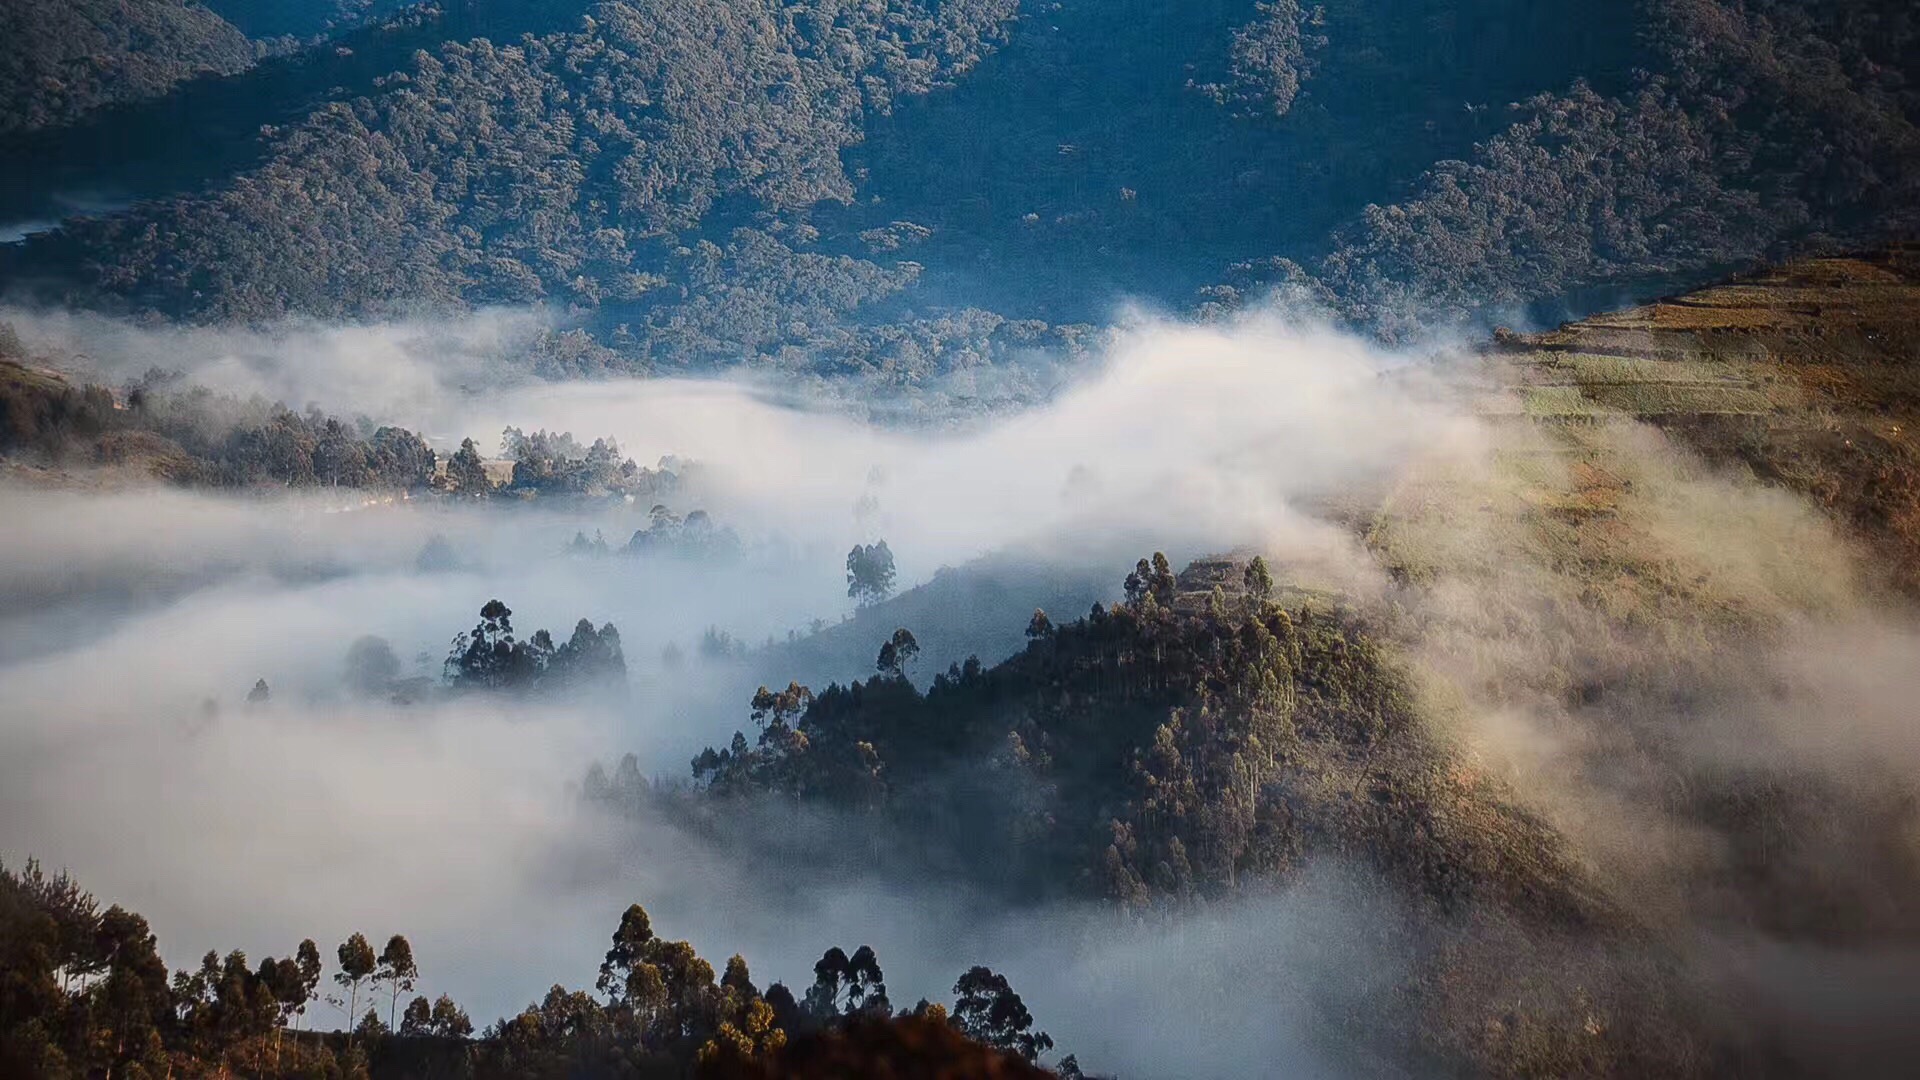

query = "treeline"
326;599;629;705
599;555;1590;921
0;859;1083;1079
574;503;742;561
0;356;440;489
442;599;627;697
0;858;463;1079
0;342;685;498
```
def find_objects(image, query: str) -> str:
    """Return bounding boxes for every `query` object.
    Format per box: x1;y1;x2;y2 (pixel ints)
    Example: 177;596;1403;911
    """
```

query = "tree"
1025;609;1053;640
356;1007;389;1045
593;903;721;1047
369;426;437;489
551;618;628;691
246;678;271;706
292;939;321;1030
1124;553;1177;608
596;903;656;1003
446;437;490;495
845;541;897;607
1150;553;1177;605
951;966;1053;1063
430;993;473;1038
402;991;473;1038
749;683;814;733
376;934;418;1030
401;995;433;1036
803;946;890;1022
416;533;458;572
344;635;401;697
843;946;889;1017
1244;556;1274;604
874;628;919;680
447;599;525;691
258;951;312;1069
91;905;173;1075
721;955;757;999
335;933;376;1046
802;948;847;1022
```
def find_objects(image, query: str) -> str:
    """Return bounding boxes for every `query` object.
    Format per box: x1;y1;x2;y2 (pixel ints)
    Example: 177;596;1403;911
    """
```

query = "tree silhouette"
845;541;897;607
292;939;321;1031
334;933;375;1047
951;966;1053;1063
875;628;919;680
343;635;401;697
446;600;525;691
376;934;417;1030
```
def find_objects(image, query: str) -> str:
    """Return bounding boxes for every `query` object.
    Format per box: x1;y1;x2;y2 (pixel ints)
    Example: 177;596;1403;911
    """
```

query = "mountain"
0;0;256;138
1;0;1915;396
586;248;1920;1075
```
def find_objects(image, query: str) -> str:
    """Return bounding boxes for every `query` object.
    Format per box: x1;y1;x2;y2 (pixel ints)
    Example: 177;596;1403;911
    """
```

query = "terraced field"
1326;251;1920;1074
1491;247;1920;598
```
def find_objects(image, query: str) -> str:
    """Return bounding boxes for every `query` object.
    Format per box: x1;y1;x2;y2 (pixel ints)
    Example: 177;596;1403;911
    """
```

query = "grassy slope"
1343;246;1920;1075
1494;247;1920;596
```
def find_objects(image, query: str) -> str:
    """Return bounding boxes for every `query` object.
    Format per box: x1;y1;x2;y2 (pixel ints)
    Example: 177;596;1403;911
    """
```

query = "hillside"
1492;247;1920;596
1;0;1915;393
0;0;255;138
570;248;1920;1076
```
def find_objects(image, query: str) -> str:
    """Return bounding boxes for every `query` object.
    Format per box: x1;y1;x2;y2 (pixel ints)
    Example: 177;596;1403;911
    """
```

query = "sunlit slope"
1489;247;1920;595
1345;248;1920;1074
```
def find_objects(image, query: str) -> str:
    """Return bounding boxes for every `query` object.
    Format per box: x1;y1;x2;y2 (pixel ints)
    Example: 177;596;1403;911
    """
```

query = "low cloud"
7;296;1919;1075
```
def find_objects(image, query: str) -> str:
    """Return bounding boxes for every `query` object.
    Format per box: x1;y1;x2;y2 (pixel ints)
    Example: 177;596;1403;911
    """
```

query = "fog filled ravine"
5;2;1920;1078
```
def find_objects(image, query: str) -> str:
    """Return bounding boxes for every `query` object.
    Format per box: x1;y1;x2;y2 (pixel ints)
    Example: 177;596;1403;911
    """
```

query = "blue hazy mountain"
1;1;1914;387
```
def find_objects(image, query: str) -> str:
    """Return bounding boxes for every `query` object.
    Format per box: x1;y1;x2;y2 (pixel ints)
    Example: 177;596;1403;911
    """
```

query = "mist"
0;303;1472;1077
6;295;1920;1076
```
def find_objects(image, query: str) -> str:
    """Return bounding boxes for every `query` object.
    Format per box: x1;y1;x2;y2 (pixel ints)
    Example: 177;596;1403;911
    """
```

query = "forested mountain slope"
0;0;256;137
3;0;1916;393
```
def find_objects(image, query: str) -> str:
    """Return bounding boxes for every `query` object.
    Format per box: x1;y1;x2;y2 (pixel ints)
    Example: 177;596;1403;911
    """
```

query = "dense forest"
1277;0;1920;337
0;0;256;137
3;0;1915;399
0;859;1083;1079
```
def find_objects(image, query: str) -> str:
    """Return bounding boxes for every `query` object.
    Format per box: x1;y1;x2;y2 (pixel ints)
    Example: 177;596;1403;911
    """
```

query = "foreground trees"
0;858;475;1078
1;861;1073;1080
